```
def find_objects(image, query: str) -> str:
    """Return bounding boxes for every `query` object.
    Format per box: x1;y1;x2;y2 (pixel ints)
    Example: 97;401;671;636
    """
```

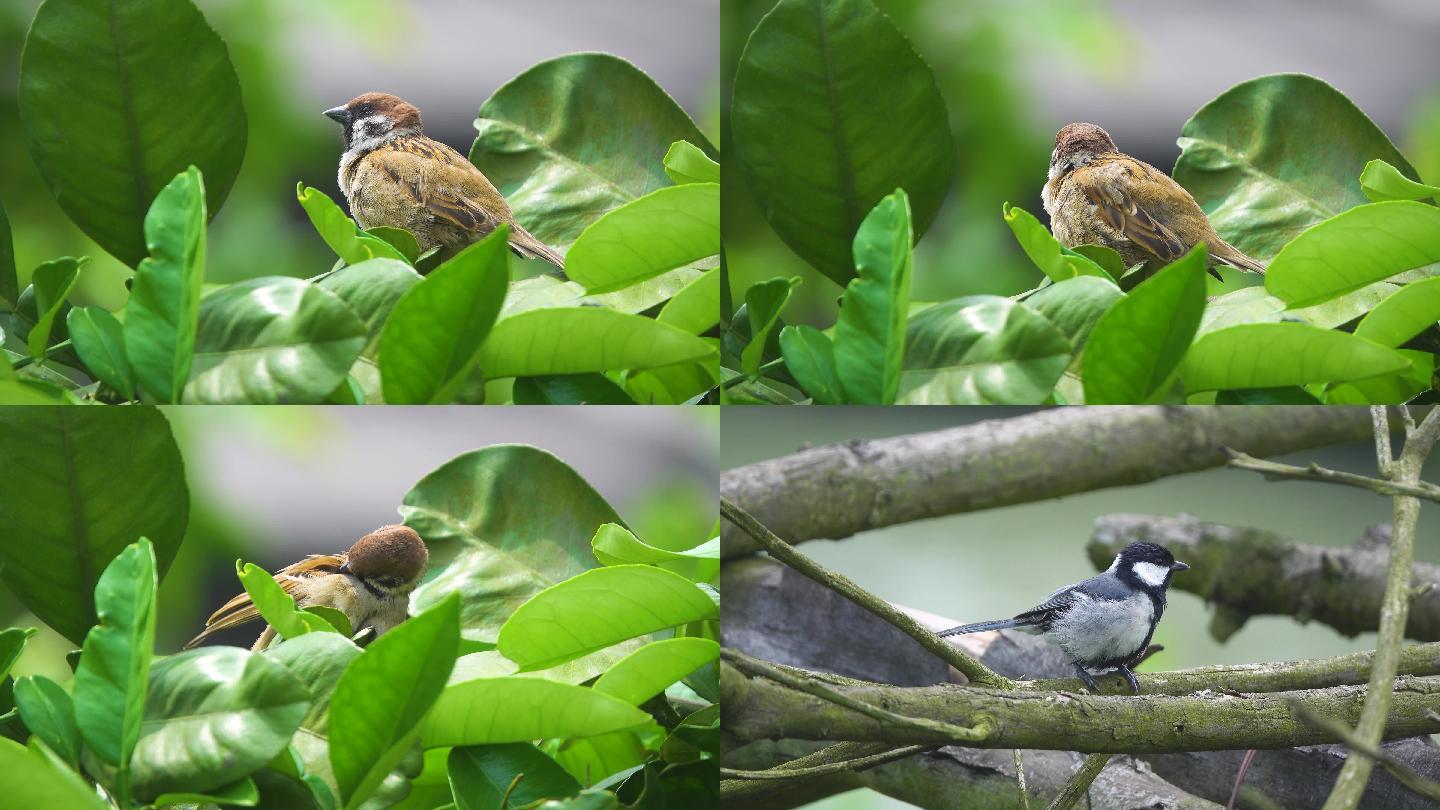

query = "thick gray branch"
722;407;1380;556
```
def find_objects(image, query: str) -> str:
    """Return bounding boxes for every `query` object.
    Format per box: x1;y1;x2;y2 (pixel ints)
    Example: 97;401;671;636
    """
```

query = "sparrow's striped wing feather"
371;138;508;235
182;554;345;649
1077;164;1187;264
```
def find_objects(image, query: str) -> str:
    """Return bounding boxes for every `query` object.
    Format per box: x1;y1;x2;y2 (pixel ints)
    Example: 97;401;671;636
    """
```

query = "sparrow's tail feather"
937;618;1026;637
509;223;566;274
1214;241;1266;275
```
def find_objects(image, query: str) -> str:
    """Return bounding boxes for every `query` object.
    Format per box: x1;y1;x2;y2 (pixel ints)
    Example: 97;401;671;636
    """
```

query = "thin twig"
720;496;1011;688
1226;749;1257;810
1016;748;1031;810
1045;753;1111;810
720;744;936;780
1293;702;1440;802
1373;407;1394;476
1224;448;1440;505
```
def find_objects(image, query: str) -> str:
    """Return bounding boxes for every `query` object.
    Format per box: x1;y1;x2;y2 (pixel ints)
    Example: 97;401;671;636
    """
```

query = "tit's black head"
1110;542;1188;593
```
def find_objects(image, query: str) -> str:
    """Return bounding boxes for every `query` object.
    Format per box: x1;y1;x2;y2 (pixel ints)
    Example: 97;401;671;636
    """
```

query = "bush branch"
1046;753;1111;810
1224;449;1440;504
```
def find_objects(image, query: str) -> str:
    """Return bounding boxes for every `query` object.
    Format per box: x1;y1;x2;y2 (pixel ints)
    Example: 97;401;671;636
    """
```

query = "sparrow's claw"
1073;664;1101;693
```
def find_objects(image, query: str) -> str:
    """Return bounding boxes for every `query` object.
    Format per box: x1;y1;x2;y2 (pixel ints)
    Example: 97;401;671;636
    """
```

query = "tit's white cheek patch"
1132;561;1169;588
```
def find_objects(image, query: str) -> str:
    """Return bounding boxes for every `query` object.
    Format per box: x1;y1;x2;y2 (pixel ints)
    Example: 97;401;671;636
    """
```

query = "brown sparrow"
184;525;429;652
324;92;565;270
1042;123;1264;280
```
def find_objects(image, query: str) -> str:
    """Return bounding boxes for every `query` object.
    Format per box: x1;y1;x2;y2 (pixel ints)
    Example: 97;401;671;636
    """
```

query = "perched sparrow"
184;525;429;652
939;542;1188;694
324;92;565;270
1042;123;1264;281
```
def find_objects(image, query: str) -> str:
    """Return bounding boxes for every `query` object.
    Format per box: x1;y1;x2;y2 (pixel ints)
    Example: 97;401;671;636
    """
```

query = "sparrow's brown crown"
346;525;428;582
1054;123;1119;160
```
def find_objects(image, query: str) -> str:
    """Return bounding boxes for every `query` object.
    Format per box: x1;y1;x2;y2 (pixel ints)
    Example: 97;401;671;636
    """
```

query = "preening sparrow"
1042;123;1265;281
184;525;429;652
324;92;565;270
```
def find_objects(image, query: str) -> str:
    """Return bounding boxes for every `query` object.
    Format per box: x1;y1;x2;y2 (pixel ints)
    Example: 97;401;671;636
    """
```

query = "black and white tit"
938;542;1189;694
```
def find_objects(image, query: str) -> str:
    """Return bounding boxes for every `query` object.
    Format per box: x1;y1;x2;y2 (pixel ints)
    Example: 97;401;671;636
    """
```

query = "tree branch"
1224;449;1440;504
1293;703;1440;803
721;407;1384;556
1046;753;1111;810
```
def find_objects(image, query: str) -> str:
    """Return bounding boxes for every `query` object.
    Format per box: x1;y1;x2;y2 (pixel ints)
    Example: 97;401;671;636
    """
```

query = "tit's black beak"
1171;561;1190;572
323;106;351;126
337;561;352;575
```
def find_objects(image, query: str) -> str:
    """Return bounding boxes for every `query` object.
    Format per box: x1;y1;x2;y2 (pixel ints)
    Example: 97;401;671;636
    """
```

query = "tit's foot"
1117;665;1140;695
1073;664;1101;692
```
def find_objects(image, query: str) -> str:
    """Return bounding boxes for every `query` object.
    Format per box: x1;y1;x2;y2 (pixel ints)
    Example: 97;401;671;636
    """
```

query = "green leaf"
512;374;636;405
898;296;1071;405
330;593;459;810
0;410;186;644
129;647;308;800
1070;244;1126;280
834;190;914;404
0;193;16;311
419;680;651;746
316;258;423;403
1083;246;1209;404
534;789;621;810
18;0;244;266
1264;202;1440;308
778;324;843;404
124;166;207;403
471;53;713;248
13;675;80;766
479;309;715;377
303;606;353;639
731;0;953;285
1025;275;1123;349
656;270;720;336
1003;204;1110;282
73;538;156;806
624;357;719;405
1354;276;1440;347
663;142;720;186
238;562;342;642
448;744;581;810
592;638;719;706
498;565;718;670
25;256;84;360
567;184;719;294
1180;323;1411;391
1215;387;1323;405
591;524;718;583
1326;349;1433;405
1173;73;1418;260
364;226;422;264
152;777;259;807
263;631;361;734
0;737;106;809
297;184;407;265
0;628;34;681
185;277;367;404
379;230;510;404
1361;159;1440;202
740;277;797;376
65;307;135;399
407;446;623;644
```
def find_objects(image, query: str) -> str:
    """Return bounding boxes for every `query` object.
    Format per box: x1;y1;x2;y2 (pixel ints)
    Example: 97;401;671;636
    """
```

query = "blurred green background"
2;406;719;687
0;0;719;311
722;0;1440;328
722;406;1440;810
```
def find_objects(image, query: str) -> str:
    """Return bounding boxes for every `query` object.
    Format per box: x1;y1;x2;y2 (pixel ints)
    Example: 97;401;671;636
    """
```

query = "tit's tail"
508;222;566;275
937;618;1026;637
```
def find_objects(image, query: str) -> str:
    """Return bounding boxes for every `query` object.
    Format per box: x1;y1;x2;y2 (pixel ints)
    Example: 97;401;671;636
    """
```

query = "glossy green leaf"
498;565;718;670
0;409;185;645
1325;349;1433;405
1264;202;1440;308
129;647;308;800
623;357;718;405
379;230;510;404
567;184;719;294
18;0;244;266
13;675;80;766
0;737;106;809
407;446;623;644
534;789;621;810
731;0;952;285
1354;276;1440;347
1174;73;1418;260
185;277;367;404
1083;246;1209;404
1180;323;1411;391
479;308;715;377
834;190;913;403
330;593;459;810
740;277;797;376
778;324;842;404
124;166;206;403
592;638;718;706
419;679;651;746
582;264;707;315
364;226;422;264
1003;204;1110;282
0;628;34;681
471;53;713;248
26;257;83;360
512;374;636;405
1290;280;1400;330
316;258;423;402
0;379;73;404
663;142;720;186
1025;275;1123;349
897;296;1070;405
264;631;361;734
152;777;259;807
1071;244;1126;280
66;306;135;399
591;524;718;583
449;640;644;687
73;538;156;805
448;744;581;810
1215;387;1324;405
0;193;16;311
297;184;407;265
655;270;720;335
239;562;342;643
1361;159;1440;202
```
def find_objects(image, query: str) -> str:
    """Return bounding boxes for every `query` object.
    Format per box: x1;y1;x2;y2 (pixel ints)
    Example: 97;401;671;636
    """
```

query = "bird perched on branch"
184;525;429;652
1042;122;1265;281
938;542;1189;694
324;92;565;270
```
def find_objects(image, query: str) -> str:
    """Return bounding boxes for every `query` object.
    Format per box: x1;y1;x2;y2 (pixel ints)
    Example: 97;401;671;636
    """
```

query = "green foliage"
296;185;408;266
26;255;83;359
591;524;719;583
778;324;843;404
478;309;716;377
238;562;346;642
663;142;721;186
447;744;581;810
1003;204;1111;282
1265;202;1440;307
833;190;914;404
0;193;16;311
14;675;81;766
1361;159;1440;202
65;307;134;400
0;737;106;809
740;277;797;376
568;184;720;294
419;680;653;746
899;297;1071;405
1180;323;1411;392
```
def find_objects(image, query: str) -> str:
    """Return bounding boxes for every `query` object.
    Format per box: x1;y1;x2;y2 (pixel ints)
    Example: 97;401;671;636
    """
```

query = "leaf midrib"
107;0;151;225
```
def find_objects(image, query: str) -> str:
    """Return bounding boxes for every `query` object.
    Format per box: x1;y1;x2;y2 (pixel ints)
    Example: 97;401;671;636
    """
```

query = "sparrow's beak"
337;561;352;575
1171;561;1190;572
323;106;351;126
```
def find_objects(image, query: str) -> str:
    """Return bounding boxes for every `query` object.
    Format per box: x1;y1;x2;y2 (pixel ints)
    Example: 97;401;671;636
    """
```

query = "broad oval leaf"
14;675;81;766
316;258;422;402
592;638;719;706
1264;202;1440;308
566;184;719;294
448;744;581;810
1361;159;1440;202
731;0;953;285
1173;73;1418;260
656;270;720;335
0;737;106;809
420;679;651;746
1083;246;1208;404
0;411;186;644
497;565;718;670
1354;276;1440;348
1025;275;1123;349
263;631;361;734
778;324;842;405
66;306;135;399
18;0;244;265
834;190;913;404
185;277;366;404
1180;323;1411;391
471;53;713;248
897;296;1071;405
479;308;715;377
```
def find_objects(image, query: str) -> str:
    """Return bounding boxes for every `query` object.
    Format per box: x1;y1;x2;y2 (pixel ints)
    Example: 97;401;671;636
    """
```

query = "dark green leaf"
153;777;259;807
740;277;797;376
834;190;913;403
1003;204;1110;282
297;185;407;265
26;256;83;360
1354;276;1440;347
731;0;952;285
1025;275;1123;349
0;737;105;809
0;193;16;310
18;0;244;265
1215;387;1323;405
567;185;719;294
1070;244;1126;279
898;297;1070;405
535;789;621;810
479;309;715;378
778;324;842;404
663;142;720;186
1180;323;1411;391
0;628;34;681
592;638;719;706
1265;202;1440;308
65;306;135;399
419;680;651;746
512;374;636;405
448;744;581;810
1361;159;1440;202
364;227;422;264
13;675;80;766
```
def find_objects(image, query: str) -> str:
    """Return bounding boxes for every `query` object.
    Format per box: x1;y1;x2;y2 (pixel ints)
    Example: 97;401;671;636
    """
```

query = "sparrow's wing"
182;554;346;649
1075;162;1187;265
369;138;510;235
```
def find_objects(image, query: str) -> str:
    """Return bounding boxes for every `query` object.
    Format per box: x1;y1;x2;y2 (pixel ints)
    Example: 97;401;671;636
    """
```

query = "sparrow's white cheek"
1132;561;1170;588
